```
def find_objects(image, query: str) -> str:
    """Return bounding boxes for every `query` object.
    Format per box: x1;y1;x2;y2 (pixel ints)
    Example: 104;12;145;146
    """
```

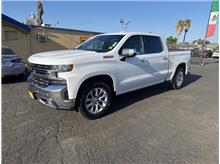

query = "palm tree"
176;20;184;44
183;19;191;43
166;36;177;48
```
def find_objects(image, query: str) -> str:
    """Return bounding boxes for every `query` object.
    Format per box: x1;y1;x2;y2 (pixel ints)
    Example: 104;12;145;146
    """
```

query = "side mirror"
121;48;137;57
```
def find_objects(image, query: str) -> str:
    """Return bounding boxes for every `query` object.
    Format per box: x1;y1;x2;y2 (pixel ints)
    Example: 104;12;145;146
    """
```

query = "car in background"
191;48;213;58
204;49;213;58
2;46;25;78
212;50;219;58
190;48;200;57
198;49;213;58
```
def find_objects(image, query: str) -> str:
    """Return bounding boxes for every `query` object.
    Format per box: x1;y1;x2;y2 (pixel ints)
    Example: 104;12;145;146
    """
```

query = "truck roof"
99;32;161;37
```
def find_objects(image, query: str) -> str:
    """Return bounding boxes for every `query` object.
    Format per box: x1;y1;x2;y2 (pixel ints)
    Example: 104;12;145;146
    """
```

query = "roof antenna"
120;18;130;32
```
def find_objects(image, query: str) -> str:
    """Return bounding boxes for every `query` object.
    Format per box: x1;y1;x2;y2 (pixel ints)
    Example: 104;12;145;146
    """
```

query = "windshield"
2;47;15;55
76;35;125;52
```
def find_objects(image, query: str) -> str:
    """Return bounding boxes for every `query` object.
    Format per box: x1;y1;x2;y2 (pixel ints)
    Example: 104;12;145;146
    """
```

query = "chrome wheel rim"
176;71;184;87
85;87;108;114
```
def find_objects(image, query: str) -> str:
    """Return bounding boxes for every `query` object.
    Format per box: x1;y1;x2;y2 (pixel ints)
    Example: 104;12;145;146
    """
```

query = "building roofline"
2;14;30;32
30;25;102;34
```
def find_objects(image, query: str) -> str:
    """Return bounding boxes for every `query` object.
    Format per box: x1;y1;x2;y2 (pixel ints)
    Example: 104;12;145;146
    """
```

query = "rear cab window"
118;34;164;56
142;35;163;54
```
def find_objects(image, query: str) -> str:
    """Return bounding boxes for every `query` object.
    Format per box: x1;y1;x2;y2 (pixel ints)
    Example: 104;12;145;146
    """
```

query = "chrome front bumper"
28;82;75;110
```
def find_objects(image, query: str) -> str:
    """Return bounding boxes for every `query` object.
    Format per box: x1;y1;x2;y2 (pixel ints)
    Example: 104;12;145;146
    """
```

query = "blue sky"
2;1;219;43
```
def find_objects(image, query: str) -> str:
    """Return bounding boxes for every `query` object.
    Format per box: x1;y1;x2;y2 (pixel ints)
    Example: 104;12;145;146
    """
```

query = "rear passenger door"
141;35;169;82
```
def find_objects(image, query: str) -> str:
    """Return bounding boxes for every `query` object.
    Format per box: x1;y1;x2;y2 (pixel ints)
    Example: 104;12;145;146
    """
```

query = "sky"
2;1;219;43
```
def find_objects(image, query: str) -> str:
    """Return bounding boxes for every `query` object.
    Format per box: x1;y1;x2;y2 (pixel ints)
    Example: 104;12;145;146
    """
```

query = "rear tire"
171;68;185;89
77;81;112;119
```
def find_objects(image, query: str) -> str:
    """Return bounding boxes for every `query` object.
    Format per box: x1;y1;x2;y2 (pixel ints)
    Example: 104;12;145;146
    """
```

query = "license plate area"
28;91;36;100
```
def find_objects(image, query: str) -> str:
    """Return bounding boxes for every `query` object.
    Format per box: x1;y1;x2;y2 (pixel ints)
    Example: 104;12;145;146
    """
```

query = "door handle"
163;56;169;60
140;58;145;62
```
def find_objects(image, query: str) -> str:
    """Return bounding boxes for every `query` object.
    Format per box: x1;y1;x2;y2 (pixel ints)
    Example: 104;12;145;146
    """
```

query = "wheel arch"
76;74;116;101
171;62;187;81
176;63;186;74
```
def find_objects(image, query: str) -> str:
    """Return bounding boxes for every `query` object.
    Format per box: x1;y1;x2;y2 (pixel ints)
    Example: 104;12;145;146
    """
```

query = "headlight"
52;64;74;72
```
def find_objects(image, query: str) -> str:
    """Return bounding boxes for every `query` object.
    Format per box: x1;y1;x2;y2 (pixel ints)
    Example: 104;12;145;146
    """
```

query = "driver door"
117;35;156;94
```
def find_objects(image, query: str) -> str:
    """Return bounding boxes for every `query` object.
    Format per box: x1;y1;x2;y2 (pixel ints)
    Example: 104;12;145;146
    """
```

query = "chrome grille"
30;76;50;88
29;64;52;75
28;74;67;88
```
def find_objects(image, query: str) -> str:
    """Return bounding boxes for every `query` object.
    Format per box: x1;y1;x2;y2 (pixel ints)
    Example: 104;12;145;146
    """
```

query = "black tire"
77;81;112;119
18;73;25;79
171;67;185;90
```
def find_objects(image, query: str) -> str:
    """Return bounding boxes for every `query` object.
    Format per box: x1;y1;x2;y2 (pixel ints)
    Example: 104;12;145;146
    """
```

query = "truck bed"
169;50;191;56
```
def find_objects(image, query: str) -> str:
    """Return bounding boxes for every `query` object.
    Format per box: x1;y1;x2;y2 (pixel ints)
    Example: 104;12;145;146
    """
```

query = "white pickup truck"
28;32;191;119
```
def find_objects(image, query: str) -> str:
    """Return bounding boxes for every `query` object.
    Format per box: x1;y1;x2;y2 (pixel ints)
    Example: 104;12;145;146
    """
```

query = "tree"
176;20;184;43
213;45;219;51
23;13;37;25
205;40;210;44
183;19;191;43
23;0;44;26
166;36;177;47
36;0;44;25
192;39;210;45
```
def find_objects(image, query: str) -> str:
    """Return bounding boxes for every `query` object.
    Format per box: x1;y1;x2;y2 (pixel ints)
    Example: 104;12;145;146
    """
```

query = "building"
2;14;101;62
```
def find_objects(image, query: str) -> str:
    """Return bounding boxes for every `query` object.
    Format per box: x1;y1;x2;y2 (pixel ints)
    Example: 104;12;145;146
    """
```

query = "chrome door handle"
141;58;145;62
163;56;169;60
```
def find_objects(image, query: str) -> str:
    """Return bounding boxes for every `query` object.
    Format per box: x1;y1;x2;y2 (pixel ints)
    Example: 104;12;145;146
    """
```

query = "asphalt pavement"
2;59;219;164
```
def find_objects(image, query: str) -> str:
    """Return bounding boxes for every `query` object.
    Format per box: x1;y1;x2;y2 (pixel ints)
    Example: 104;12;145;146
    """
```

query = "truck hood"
28;50;101;65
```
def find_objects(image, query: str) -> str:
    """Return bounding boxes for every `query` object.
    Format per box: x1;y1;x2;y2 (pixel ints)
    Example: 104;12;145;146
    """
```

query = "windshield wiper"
84;49;98;52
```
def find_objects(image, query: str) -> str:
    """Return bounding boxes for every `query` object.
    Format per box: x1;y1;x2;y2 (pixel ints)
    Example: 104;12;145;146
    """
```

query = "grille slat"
28;63;66;88
28;75;67;88
29;64;51;75
31;76;50;88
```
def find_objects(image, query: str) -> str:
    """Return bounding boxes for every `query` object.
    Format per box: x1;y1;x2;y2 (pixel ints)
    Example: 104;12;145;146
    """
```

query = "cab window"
119;35;144;55
142;36;163;54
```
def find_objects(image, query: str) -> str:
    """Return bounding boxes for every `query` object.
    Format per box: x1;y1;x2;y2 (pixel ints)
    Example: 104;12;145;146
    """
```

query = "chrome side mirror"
121;48;137;57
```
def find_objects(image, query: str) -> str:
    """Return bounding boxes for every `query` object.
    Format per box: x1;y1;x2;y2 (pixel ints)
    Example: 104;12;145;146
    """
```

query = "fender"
169;62;187;81
59;69;118;99
76;72;117;94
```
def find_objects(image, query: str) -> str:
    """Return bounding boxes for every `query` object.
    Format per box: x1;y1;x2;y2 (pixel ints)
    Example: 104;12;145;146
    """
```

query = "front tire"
171;68;185;89
77;81;112;119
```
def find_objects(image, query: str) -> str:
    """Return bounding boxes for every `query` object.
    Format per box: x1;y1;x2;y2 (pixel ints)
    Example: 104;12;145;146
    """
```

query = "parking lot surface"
2;60;219;164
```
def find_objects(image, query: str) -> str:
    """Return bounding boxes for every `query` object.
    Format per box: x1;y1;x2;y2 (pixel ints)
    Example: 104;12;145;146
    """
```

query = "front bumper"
28;82;75;110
